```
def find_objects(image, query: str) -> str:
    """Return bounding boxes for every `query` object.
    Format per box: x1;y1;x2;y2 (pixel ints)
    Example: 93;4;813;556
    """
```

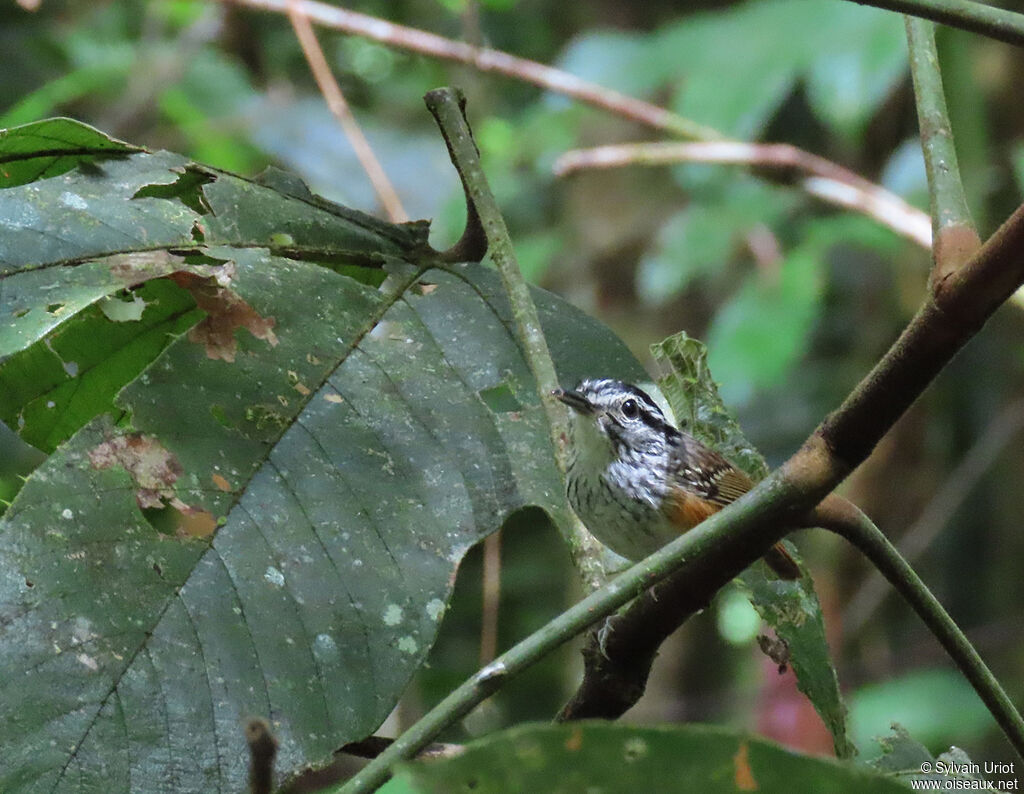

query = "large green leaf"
395;723;909;793
0;119;646;792
652;332;855;758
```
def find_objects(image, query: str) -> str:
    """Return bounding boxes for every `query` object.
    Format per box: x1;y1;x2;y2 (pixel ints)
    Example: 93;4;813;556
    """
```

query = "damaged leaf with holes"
0;117;427;363
0;278;201;452
0;118;646;794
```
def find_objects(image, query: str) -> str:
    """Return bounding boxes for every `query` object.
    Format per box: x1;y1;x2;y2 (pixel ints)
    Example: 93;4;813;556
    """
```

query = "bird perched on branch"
554;378;799;580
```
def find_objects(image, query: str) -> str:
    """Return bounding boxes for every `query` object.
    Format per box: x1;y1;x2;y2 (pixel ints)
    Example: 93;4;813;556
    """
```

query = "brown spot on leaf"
169;500;217;538
419;283;438;295
324;393;343;404
564;727;583;752
171;270;278;362
733;742;757;791
89;433;183;509
212;473;231;492
89;433;218;540
108;250;189;286
757;633;791;674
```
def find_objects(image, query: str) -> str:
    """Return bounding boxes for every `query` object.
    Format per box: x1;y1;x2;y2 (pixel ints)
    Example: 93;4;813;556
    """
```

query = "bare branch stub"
423;88;488;263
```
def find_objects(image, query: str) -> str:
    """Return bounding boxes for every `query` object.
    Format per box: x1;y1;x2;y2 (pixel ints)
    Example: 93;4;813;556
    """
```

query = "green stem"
905;16;980;275
819;499;1024;758
848;0;1024;47
423;89;560;426
423;87;609;589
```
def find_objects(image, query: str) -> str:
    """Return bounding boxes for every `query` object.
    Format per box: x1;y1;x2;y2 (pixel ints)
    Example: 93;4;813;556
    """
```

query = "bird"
553;377;799;580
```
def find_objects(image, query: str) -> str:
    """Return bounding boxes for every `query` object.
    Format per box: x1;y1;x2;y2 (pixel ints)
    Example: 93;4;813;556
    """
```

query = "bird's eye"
621;398;640;420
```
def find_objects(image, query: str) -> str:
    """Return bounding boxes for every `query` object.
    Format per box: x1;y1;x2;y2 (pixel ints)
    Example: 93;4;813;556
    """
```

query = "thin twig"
226;0;718;140
845;400;1024;636
848;0;1024;47
555;141;932;248
225;0;949;254
286;0;408;222
905;16;980;279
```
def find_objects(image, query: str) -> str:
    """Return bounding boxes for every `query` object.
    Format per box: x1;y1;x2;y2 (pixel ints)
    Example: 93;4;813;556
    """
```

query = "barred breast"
565;459;680;562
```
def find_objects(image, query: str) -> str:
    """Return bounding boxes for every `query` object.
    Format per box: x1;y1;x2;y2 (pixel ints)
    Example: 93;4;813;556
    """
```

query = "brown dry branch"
555;141;932;249
286;0;408;222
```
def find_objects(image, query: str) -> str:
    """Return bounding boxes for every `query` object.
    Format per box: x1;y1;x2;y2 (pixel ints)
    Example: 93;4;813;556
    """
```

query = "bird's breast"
565;464;681;562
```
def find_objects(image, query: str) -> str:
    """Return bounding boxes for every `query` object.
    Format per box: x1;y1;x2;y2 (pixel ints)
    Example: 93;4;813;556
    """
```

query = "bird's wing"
670;433;754;508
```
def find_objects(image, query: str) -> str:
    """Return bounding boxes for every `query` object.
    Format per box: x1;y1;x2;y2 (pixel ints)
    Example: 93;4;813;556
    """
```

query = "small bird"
554;378;799;579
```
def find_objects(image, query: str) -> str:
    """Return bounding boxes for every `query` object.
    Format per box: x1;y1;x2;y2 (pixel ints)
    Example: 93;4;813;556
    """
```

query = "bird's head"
553;378;673;462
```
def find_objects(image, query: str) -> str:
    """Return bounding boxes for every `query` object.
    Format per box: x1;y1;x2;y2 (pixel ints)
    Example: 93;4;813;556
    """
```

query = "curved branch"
815;497;1024;756
848;0;1024;47
554;141;932;248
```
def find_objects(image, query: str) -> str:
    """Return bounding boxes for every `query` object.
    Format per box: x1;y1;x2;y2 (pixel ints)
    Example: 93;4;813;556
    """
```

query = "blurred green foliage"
5;0;1024;776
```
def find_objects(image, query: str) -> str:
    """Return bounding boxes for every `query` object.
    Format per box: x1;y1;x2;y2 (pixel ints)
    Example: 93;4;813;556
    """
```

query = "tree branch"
848;0;1024;47
815;497;1024;758
554;141;932;248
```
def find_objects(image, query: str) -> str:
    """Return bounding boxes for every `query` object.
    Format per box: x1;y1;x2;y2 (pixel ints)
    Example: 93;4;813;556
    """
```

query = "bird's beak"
552;388;595;415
